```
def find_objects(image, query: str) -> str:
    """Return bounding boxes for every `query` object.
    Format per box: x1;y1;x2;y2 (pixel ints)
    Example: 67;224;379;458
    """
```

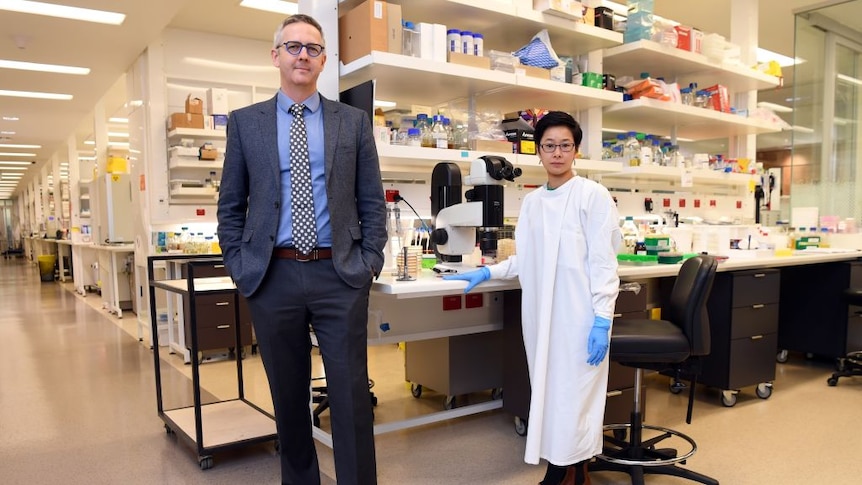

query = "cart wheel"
164;424;174;435
411;383;422;398
514;416;528;436
491;388;503;400
669;379;685;394
199;456;214;470
720;390;738;407
444;395;457;410
776;349;789;363
827;376;839;386
755;382;773;399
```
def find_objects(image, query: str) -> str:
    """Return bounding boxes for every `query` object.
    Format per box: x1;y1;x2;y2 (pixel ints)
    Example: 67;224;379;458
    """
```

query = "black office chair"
590;255;719;485
827;288;862;386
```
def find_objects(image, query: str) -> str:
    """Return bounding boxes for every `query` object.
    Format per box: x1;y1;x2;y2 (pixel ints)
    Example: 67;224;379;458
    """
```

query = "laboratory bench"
369;249;862;430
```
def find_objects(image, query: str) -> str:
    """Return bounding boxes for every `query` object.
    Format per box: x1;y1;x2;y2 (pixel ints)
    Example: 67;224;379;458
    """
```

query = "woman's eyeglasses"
281;41;325;57
539;143;576;153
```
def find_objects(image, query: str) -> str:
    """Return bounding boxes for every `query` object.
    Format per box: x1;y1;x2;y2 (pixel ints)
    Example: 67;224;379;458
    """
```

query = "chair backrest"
665;255;718;357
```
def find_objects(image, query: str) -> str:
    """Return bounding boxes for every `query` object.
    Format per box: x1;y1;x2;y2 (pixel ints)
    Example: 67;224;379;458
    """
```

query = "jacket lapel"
321;97;340;186
259;96;280;185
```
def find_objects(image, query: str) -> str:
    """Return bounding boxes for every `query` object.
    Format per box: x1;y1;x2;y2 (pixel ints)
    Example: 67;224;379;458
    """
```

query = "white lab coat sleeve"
584;184;621;321
487;255;519;280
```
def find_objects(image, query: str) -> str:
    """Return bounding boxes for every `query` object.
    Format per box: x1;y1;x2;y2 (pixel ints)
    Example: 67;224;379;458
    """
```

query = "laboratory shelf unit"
148;255;276;470
339;51;621;114
397;0;622;54
600;165;755;193
602;98;783;140
602;40;781;93
166;127;225;205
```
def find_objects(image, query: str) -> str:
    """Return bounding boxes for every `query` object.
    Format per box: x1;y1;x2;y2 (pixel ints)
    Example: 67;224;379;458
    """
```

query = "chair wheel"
669;379;685;394
444;395;457;410
514;416;528;436
411;383;422;398
827;376;839;386
776;349;789;363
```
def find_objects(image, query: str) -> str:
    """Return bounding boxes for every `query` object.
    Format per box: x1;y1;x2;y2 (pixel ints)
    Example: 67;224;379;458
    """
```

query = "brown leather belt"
273;247;332;262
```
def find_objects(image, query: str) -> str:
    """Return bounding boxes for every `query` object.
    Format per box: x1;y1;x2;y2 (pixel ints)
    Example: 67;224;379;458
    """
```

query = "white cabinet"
166;128;225;205
79;180;92;219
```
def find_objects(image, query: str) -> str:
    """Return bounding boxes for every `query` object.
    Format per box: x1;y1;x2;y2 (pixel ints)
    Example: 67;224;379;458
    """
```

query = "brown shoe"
561;462;591;485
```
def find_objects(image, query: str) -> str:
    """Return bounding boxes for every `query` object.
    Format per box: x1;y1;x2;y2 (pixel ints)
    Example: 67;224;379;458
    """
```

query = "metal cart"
147;255;276;469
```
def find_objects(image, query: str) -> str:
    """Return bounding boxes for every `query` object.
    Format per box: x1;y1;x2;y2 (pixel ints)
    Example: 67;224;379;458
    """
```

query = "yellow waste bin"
38;255;56;282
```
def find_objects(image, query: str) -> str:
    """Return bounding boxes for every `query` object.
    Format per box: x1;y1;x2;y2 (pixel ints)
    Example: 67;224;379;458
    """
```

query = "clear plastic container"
680;87;693;106
407;128;421;147
620;216;640;255
431;115;448;149
402;21;418;57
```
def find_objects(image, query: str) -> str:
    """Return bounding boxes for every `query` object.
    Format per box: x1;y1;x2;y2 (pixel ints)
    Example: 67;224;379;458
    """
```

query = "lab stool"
827;288;862;386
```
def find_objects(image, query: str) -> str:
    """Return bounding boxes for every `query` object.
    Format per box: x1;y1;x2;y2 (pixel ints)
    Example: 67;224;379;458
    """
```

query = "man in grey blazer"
217;14;386;485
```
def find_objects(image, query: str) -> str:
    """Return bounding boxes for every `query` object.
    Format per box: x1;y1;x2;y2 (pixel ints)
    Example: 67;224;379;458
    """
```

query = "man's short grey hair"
273;14;325;48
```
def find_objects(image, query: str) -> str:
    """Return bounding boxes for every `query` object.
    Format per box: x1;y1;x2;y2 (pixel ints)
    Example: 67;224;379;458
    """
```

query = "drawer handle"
217;324;230;329
215;302;230;306
751;335;763;340
752;304;765;309
214;265;224;268
753;273;766;278
613;313;623;318
606;390;623;397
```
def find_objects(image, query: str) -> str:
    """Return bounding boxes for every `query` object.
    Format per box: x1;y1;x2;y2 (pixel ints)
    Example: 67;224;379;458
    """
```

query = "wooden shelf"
340;51;621;112
603;40;781;93
603;98;782;140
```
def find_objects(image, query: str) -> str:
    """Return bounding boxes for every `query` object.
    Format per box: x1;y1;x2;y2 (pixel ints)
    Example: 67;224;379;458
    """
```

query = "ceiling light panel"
0;59;90;75
0;0;126;25
0;89;73;100
0;143;40;148
0;152;34;157
239;0;298;15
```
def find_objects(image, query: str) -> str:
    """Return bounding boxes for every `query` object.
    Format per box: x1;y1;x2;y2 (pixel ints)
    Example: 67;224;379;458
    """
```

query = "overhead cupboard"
336;0;783;191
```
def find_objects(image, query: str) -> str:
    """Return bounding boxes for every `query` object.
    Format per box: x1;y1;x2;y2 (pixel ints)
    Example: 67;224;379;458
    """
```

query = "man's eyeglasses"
281;41;325;57
539;142;576;153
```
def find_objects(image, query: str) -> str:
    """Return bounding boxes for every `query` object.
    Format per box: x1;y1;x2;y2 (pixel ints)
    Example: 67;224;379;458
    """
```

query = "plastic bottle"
624;131;641;167
402;21;417;57
472;32;484;56
819;227;831;248
620;216;640;254
419;114;435;148
431;115;448;149
407;128;421;147
652;139;664;166
460;31;474;55
640;135;653;166
443;118;455;149
179;227;191;252
446;29;460;53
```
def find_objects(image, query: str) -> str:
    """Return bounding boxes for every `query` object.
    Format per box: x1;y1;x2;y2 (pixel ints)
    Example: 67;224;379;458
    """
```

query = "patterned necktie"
288;103;317;254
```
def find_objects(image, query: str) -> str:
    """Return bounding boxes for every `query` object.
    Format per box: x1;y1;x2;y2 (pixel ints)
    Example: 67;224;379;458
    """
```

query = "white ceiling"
1;0;861;196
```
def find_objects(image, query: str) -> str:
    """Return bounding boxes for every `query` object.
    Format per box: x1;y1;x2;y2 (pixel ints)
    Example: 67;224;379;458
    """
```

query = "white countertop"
372;250;862;299
152;276;236;294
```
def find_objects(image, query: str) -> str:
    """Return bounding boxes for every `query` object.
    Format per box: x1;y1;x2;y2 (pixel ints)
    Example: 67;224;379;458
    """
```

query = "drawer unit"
700;269;780;405
184;293;252;352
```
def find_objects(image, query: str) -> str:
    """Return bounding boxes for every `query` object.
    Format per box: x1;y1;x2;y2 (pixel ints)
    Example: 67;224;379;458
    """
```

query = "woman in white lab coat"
445;111;621;485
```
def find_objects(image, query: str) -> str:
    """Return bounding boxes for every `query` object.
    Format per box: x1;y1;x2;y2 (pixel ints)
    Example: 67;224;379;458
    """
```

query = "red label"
663;198;671;207
465;293;483;308
736;200;742;209
710;200;716;207
679;199;686;208
196;208;206;216
443;295;462;311
694;199;701;208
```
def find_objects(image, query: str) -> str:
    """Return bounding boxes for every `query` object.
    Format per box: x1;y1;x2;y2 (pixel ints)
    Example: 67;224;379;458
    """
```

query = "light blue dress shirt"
275;90;332;248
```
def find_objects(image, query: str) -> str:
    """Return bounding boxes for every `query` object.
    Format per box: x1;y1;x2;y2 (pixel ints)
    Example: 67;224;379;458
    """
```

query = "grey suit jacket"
217;94;387;297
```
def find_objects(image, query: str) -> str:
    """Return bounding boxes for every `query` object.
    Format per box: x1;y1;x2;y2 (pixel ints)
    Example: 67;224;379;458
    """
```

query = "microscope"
430;156;522;272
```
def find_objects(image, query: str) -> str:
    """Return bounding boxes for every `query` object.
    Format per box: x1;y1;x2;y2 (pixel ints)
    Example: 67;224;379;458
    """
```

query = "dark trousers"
247;258;377;485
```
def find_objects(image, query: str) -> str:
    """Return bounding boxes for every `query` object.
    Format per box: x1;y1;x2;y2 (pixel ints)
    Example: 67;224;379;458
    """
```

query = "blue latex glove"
443;267;490;293
587;316;611;366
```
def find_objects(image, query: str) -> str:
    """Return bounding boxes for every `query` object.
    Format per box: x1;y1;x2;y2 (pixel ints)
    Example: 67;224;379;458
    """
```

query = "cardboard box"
199;148;219;161
703;84;730;113
206;88;229;115
675;25;692;51
448;51;491;70
504;129;536;155
386;3;402;55
470;139;515;153
580;6;594;25
185;95;203;114
168;112;204;130
338;0;387;64
517;64;551;80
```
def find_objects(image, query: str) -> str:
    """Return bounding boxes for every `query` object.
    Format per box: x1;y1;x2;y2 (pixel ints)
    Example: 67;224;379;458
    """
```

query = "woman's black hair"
534;111;583;149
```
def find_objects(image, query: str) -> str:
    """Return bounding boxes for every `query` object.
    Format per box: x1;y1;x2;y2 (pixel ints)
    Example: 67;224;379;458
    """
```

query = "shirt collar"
277;90;321;115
